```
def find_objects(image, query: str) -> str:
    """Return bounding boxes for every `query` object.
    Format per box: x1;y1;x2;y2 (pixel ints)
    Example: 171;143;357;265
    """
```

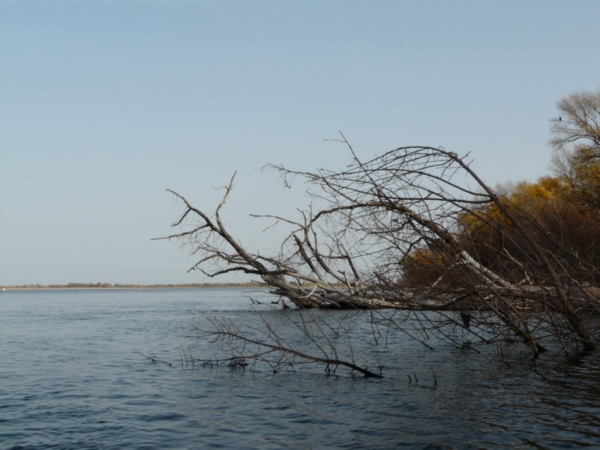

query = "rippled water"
1;288;600;449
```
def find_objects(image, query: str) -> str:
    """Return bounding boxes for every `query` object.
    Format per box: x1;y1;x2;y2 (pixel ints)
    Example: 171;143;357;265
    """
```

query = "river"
1;288;599;449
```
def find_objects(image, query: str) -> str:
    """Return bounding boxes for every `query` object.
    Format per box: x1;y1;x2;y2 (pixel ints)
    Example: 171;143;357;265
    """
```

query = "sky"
1;0;599;286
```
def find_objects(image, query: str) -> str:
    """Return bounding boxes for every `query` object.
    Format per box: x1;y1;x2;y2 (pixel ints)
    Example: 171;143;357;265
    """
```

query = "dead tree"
156;137;599;360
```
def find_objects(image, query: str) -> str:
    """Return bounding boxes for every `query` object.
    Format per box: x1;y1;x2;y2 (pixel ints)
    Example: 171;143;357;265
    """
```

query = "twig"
139;352;172;367
430;366;437;386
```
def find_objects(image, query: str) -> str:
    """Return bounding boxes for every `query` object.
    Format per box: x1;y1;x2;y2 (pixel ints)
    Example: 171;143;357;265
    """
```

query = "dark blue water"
1;288;600;449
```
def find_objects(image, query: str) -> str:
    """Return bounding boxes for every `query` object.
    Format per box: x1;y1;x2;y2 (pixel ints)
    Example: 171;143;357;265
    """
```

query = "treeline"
1;282;264;290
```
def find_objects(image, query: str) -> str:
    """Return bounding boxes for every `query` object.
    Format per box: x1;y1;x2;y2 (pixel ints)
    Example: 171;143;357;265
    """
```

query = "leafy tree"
455;176;600;285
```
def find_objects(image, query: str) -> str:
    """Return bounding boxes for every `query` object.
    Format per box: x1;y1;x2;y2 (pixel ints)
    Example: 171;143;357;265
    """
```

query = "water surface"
1;288;599;449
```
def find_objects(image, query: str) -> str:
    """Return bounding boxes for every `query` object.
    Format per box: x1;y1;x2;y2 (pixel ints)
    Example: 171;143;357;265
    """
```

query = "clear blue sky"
1;0;599;285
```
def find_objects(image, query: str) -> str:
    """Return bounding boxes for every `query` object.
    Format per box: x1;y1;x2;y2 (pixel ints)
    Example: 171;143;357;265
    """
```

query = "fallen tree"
157;136;600;363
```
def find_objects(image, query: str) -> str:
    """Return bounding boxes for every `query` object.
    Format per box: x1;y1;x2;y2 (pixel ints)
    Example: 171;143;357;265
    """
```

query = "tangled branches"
157;137;600;364
187;311;383;378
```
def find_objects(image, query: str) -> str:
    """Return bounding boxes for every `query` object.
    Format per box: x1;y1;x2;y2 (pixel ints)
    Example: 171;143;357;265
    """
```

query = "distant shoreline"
0;282;264;291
